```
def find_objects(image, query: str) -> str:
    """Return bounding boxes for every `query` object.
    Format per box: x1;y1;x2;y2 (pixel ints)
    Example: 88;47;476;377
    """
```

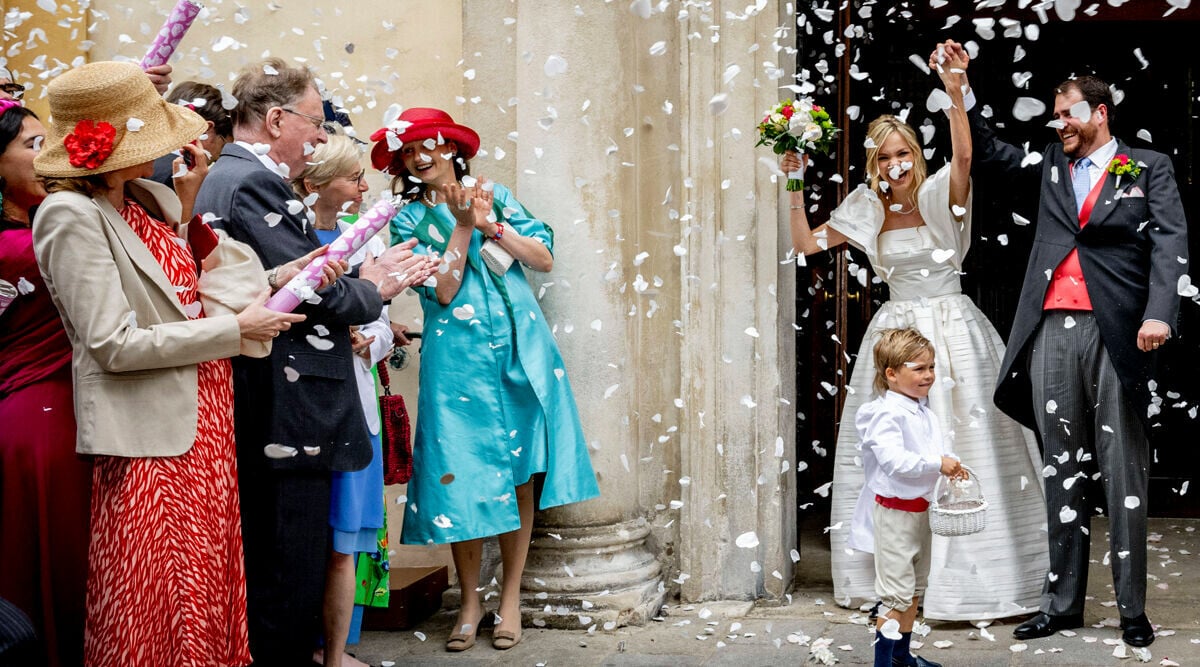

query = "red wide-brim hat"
369;107;480;172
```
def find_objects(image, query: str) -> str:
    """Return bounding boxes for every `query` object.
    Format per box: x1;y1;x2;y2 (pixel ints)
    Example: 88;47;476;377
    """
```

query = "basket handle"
933;462;981;499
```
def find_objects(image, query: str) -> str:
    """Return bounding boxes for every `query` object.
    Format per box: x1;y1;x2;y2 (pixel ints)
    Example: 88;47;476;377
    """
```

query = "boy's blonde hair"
871;328;934;397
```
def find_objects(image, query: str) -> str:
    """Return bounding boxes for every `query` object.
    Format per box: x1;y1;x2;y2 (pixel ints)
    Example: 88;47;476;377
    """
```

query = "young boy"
845;328;965;667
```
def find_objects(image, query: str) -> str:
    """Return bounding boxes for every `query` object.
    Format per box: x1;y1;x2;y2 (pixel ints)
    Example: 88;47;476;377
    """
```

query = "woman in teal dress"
371;108;599;653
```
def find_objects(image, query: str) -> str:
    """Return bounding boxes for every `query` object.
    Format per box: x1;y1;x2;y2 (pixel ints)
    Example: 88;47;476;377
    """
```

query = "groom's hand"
1137;320;1170;352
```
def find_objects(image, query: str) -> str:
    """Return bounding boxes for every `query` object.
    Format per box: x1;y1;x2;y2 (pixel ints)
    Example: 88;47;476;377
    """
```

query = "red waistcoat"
1043;164;1106;311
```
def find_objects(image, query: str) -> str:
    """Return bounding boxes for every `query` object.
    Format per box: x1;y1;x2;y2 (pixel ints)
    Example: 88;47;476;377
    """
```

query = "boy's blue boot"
891;631;942;667
874;630;897;667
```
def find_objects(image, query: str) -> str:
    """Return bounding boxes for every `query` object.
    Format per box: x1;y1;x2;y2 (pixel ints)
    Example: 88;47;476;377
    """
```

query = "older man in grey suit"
193;58;417;665
963;58;1188;649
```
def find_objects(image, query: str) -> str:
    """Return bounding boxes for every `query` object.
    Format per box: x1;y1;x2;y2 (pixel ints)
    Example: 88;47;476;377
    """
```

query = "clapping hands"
440;179;496;232
360;238;440;300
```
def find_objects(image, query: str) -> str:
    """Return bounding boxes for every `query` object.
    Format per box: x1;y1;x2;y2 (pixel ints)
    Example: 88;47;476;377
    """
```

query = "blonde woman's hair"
871;328;934;397
864;115;927;209
291;131;363;198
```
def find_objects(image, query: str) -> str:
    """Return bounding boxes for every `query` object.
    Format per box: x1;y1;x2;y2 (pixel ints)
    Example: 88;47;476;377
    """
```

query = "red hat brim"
369;122;480;172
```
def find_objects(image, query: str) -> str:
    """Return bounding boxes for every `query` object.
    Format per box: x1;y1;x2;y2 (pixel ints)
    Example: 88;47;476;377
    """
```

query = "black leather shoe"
1012;612;1084;640
892;655;942;667
1121;613;1155;647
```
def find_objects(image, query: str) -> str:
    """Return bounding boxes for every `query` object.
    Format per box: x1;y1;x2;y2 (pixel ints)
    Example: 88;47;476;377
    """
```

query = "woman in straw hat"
371;108;600;652
30;61;339;665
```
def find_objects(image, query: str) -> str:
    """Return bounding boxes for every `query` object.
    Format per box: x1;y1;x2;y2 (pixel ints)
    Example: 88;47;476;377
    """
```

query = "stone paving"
353;518;1200;666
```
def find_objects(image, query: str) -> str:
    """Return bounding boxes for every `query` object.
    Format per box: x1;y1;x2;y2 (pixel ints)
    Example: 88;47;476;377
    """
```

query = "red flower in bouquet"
64;119;117;170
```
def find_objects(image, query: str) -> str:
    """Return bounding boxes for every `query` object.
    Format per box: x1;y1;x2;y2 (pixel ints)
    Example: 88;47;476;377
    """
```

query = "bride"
782;40;1047;621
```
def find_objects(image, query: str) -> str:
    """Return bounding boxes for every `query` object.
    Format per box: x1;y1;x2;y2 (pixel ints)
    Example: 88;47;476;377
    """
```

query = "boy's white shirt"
846;390;953;555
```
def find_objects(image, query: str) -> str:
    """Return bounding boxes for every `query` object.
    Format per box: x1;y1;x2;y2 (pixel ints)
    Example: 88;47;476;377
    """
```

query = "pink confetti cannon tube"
264;196;400;313
140;0;204;70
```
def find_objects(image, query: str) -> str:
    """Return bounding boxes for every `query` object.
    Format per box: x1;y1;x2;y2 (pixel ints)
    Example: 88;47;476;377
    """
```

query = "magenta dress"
0;219;90;667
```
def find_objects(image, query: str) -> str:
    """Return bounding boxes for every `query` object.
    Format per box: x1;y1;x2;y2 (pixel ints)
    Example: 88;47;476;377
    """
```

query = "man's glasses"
281;107;333;133
0;83;25;100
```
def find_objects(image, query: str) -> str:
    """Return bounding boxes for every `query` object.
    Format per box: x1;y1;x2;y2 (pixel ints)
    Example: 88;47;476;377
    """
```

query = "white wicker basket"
929;464;988;537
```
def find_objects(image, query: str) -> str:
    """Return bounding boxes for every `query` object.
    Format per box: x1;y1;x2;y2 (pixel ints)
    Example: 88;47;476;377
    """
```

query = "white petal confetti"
305;335;335;351
734;531;759;549
264;444;297;459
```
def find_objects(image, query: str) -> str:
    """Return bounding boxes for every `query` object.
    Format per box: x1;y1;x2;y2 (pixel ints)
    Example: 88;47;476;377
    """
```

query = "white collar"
1078;138;1118;170
883;390;925;414
234;140;289;180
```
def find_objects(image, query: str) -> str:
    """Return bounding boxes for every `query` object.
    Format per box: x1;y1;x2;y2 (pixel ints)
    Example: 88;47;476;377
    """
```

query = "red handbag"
376;361;413;485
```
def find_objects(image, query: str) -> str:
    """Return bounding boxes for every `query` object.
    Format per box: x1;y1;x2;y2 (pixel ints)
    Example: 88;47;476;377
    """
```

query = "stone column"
461;0;671;628
674;1;799;602
461;0;798;620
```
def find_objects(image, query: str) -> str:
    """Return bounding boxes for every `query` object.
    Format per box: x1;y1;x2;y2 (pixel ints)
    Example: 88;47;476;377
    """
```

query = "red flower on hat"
64;119;116;170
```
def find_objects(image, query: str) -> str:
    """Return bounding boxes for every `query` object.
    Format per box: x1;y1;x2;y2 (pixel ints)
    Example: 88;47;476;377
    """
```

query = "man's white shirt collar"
235;140;289;180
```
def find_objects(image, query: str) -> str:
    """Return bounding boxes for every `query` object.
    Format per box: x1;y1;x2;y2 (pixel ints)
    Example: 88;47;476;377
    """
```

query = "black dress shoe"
892;655;942;667
1012;612;1084;640
1121;613;1155;647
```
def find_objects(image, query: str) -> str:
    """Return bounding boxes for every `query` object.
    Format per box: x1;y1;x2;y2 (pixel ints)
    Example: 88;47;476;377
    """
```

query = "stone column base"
523;517;665;629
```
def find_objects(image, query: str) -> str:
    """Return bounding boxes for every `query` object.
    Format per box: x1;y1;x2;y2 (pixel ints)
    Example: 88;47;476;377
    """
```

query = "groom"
965;67;1188;647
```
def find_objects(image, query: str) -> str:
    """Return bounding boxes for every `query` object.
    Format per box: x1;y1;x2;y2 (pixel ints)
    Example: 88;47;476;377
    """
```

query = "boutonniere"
1107;153;1142;188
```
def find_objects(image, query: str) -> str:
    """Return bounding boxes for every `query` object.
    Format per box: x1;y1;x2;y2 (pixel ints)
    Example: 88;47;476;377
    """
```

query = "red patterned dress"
83;201;250;666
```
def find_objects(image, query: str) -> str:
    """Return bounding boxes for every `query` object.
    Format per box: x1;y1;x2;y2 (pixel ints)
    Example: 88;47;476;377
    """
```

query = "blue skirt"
330;430;384;555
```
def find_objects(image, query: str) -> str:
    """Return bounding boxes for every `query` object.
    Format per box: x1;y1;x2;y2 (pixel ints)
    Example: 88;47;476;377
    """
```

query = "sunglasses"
0;83;25;100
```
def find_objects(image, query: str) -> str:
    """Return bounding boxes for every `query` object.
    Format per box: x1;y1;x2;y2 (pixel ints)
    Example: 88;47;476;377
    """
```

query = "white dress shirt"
1077;138;1117;189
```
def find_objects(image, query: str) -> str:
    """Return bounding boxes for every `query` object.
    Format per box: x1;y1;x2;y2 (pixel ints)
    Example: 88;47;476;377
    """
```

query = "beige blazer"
33;178;242;458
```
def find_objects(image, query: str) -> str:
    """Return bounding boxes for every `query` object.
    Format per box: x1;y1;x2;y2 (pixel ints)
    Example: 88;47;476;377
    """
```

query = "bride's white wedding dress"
825;165;1049;620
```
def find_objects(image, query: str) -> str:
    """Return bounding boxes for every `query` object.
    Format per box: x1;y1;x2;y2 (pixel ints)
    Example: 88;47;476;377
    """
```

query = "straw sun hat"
34;61;207;178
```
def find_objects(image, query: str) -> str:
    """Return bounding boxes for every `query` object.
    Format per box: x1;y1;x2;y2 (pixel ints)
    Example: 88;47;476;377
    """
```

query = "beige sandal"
445;615;486;652
492;627;523;650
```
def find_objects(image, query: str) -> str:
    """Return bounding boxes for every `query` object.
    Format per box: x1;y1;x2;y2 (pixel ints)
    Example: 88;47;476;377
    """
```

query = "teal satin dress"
390;183;600;544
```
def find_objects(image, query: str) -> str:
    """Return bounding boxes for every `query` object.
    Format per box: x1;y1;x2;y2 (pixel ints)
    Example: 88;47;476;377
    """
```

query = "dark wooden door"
795;3;1200;535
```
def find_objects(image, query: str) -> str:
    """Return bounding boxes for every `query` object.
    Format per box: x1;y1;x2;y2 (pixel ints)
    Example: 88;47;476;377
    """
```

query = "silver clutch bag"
480;239;514;275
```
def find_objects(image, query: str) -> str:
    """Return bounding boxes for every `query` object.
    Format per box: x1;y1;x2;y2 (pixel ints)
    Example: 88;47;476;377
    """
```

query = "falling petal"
734;531;759;549
264;444;297;459
1012;97;1046;122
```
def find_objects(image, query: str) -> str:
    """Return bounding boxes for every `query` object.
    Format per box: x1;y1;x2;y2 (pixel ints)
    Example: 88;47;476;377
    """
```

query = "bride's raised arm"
932;39;972;217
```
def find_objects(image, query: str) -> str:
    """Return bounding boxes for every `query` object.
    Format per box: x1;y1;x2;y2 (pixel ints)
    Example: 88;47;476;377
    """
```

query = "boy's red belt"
876;494;930;512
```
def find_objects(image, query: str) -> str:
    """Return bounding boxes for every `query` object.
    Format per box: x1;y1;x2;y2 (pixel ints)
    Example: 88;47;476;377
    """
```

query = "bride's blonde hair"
864;115;927;206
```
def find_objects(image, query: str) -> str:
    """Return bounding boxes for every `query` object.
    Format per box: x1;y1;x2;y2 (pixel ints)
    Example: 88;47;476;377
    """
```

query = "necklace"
890;199;917;216
421;190;437;208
